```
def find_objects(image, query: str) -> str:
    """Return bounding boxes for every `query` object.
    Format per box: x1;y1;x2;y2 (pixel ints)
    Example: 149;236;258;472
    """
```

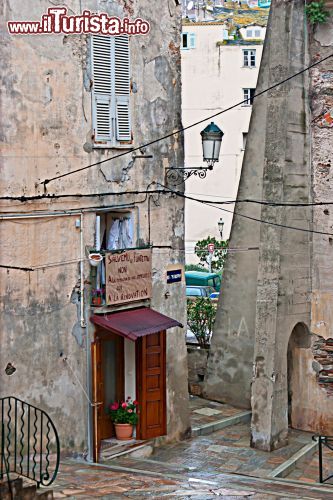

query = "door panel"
137;331;166;439
92;331;124;462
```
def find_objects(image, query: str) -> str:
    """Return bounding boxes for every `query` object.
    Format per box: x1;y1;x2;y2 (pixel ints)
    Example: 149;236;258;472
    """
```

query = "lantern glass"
201;122;224;164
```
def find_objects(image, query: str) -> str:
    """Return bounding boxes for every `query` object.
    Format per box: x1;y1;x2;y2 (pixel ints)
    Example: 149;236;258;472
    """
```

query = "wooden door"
92;331;124;462
136;331;166;440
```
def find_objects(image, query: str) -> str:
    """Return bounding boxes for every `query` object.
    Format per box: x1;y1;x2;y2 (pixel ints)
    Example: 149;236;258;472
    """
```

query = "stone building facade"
181;2;269;260
204;0;333;451
0;0;189;460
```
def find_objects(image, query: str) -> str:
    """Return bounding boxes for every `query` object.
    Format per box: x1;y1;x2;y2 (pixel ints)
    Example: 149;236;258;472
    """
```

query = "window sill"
92;143;134;150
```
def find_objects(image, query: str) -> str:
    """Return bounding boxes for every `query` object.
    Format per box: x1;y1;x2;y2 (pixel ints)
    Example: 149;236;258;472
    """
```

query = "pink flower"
110;402;119;411
121;402;127;408
127;409;133;413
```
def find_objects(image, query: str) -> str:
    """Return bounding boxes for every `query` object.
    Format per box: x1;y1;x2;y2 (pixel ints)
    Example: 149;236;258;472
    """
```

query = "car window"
207;279;215;287
186;288;201;296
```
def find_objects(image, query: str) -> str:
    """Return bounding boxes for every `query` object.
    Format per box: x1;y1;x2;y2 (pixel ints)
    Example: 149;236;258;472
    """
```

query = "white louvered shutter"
114;35;131;142
189;33;196;49
92;36;112;143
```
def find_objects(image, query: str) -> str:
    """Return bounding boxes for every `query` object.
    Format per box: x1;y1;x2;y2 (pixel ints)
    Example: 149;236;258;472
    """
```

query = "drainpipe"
80;212;86;328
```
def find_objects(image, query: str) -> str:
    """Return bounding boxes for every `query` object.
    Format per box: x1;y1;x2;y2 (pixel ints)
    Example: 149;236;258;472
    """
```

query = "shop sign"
106;248;152;305
167;268;182;284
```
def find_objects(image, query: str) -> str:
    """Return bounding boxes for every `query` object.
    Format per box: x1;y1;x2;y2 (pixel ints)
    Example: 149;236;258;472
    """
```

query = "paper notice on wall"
105;248;152;305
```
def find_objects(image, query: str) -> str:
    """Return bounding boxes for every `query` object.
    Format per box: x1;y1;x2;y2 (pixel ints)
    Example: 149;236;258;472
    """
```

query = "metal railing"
0;396;60;488
312;435;333;484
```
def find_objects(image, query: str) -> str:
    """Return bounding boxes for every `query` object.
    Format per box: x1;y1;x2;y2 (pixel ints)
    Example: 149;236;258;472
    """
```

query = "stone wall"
205;0;333;451
0;0;190;453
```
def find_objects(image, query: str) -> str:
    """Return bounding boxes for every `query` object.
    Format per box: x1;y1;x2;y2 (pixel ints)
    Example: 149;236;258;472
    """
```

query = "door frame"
92;327;125;462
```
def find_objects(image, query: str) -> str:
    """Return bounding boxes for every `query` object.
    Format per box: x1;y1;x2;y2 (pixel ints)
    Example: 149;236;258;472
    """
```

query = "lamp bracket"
165;165;214;186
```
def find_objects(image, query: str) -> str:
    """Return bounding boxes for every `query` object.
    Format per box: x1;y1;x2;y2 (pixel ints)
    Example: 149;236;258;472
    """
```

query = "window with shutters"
181;32;196;50
91;35;132;148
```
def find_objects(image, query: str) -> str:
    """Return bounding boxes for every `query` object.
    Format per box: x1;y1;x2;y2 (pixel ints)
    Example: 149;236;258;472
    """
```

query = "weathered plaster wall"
0;0;189;452
206;0;333;450
203;9;271;409
250;0;312;451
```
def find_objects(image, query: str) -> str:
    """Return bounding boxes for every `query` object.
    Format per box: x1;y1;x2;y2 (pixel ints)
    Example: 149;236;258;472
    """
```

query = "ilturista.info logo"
7;7;150;35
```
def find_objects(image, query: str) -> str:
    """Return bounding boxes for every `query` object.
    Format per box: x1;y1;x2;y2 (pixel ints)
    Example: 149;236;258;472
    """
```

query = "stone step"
0;478;53;499
269;440;319;479
191;410;252;437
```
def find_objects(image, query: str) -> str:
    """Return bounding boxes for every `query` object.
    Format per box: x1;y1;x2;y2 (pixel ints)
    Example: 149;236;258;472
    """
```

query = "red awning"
90;307;183;341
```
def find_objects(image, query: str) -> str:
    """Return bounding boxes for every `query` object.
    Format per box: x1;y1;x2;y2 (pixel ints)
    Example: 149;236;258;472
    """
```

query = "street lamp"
218;218;224;240
166;121;224;184
201;122;224;169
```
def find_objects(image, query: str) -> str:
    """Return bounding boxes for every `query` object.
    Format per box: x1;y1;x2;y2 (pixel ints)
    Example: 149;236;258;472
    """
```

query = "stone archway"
287;323;311;430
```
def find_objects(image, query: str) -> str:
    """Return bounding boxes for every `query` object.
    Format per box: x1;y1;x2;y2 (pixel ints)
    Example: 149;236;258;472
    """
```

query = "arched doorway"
287;322;311;429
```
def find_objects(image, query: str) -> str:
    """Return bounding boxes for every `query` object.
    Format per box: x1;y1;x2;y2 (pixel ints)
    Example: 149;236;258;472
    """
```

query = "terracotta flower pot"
114;423;133;440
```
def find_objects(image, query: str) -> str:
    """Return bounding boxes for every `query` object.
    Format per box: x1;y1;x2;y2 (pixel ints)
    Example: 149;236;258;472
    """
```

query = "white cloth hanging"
107;219;120;250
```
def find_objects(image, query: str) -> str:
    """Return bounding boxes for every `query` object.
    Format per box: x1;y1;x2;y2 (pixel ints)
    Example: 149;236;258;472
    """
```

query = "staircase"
0;477;53;499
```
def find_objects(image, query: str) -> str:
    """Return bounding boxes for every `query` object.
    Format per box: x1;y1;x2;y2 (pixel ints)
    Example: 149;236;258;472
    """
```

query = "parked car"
210;292;220;301
185;271;221;291
186;285;216;298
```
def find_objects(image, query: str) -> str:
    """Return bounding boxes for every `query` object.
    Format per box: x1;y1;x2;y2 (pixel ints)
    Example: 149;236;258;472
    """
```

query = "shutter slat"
95;96;112;140
92;36;112;95
114;35;130;96
114;35;131;142
116;96;131;141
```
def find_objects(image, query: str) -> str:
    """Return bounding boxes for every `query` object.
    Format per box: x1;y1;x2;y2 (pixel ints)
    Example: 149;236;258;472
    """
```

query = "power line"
39;52;333;186
160;184;333;237
4;185;333;208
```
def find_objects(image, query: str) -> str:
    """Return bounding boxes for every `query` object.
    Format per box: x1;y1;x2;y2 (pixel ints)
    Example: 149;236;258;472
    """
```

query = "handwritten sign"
105;249;152;305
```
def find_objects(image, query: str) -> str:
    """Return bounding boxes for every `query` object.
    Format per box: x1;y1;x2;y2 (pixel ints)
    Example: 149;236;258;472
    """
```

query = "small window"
254;29;261;38
246;29;253;38
243;49;256;67
182;32;196;49
243;89;255;105
242;132;248;150
92;211;134;306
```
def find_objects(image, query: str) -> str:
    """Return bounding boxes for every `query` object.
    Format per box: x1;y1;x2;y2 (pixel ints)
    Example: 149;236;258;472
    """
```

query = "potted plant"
109;398;139;440
91;288;103;306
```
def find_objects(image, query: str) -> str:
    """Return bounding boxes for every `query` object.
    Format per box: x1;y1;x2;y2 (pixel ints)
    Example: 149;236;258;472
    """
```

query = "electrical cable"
38;52;333;186
158;184;333;237
4;186;333;208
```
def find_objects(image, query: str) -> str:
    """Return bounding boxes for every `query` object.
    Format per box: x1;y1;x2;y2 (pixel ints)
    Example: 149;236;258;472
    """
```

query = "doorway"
92;329;124;461
91;327;167;461
287;322;311;429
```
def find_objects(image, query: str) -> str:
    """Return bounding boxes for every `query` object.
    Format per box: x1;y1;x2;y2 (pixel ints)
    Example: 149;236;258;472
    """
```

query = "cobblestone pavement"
51;460;333;498
113;423;314;479
49;398;333;498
